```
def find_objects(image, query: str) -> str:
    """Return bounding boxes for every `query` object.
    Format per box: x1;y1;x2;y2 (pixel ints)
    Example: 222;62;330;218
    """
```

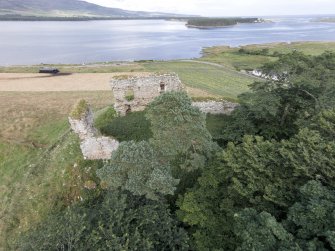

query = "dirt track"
0;73;149;91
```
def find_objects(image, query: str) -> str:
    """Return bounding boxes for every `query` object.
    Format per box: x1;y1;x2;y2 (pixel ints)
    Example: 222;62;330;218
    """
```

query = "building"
110;73;184;116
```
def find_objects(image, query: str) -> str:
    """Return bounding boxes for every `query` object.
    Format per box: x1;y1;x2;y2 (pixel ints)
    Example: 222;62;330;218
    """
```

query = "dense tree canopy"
219;51;335;143
232;181;335;251
97;141;179;200
178;116;335;250
146;91;215;171
17;190;190;251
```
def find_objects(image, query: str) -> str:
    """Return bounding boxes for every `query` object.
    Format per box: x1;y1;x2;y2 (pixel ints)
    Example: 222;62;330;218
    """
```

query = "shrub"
69;99;89;119
124;89;135;101
94;107;117;130
99;111;152;142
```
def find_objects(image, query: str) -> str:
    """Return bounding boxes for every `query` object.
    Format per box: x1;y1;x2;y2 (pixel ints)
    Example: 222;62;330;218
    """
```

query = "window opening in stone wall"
160;83;166;92
126;105;132;114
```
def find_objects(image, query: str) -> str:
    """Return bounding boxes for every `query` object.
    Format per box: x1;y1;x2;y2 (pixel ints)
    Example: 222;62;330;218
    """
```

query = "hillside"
0;0;184;19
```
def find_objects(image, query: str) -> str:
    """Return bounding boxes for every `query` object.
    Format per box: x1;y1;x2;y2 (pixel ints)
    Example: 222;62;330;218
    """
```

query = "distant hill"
0;0;188;19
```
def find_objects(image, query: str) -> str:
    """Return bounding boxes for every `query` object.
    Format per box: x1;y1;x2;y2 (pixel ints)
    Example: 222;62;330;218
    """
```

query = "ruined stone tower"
110;73;183;116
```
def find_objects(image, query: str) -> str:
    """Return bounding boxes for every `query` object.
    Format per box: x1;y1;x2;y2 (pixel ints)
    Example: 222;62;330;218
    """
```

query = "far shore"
0;15;196;22
1;41;334;68
315;18;335;23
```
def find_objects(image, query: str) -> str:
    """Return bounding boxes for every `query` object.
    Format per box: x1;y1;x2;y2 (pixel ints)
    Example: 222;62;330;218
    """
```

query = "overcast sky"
85;0;335;16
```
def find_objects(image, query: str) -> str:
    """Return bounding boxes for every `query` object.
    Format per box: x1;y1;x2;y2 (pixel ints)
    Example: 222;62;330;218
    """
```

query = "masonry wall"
69;107;119;160
192;100;239;115
110;73;183;116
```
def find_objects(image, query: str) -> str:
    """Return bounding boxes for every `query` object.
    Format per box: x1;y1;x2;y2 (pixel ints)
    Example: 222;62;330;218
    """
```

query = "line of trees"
187;17;261;27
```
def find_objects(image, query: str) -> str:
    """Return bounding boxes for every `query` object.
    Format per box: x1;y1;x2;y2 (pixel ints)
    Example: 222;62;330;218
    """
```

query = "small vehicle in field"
39;67;59;74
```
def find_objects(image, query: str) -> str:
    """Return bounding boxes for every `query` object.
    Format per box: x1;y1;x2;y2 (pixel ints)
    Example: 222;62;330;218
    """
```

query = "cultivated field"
0;72;149;91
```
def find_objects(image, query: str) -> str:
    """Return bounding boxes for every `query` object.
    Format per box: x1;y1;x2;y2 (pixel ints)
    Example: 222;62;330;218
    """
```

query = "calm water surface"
1;17;335;65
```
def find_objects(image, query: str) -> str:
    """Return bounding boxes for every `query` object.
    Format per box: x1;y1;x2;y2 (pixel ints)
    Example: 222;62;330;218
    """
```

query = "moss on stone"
70;99;89;119
125;89;135;101
113;75;132;80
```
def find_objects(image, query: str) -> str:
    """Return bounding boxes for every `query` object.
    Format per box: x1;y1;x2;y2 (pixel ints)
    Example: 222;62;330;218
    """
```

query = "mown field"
143;61;254;101
1;41;335;248
201;41;335;70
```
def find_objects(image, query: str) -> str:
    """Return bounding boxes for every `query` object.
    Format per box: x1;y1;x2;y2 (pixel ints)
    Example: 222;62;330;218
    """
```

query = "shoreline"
0;16;196;22
186;24;232;29
1;41;334;68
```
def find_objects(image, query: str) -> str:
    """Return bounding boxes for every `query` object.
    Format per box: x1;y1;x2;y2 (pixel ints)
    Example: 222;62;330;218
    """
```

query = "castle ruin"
110;73;184;116
69;73;239;160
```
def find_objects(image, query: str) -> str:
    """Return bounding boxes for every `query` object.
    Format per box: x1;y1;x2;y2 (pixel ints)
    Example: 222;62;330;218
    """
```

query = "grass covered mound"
95;109;153;142
95;106;227;145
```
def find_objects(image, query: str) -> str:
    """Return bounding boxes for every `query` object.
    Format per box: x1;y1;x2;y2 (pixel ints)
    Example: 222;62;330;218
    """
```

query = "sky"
85;0;335;16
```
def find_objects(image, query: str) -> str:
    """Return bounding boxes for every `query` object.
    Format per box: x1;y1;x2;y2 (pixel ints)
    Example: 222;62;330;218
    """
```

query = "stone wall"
110;73;183;116
192;100;239;115
69;103;119;160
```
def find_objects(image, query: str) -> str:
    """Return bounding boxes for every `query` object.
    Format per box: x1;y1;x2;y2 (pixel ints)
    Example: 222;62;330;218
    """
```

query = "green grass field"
201;41;335;70
143;61;254;101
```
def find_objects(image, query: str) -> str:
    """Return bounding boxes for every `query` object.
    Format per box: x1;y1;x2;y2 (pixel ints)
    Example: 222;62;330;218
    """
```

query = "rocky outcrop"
69;100;119;160
192;100;239;115
110;73;183;116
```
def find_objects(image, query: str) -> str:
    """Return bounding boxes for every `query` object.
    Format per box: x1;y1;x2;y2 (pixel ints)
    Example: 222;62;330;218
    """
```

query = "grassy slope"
0;91;112;247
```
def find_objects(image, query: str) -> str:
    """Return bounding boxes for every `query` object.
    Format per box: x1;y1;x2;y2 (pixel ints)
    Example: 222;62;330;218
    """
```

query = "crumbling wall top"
69;100;119;160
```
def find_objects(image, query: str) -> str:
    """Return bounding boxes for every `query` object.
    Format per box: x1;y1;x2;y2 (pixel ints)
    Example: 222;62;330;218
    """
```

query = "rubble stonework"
111;73;184;116
79;137;119;160
68;107;97;140
192;100;239;115
69;104;119;160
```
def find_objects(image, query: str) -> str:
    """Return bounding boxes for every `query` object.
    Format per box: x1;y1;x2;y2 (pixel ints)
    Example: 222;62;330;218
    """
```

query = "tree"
218;52;335;142
178;127;335;250
233;181;335;250
306;108;335;139
286;181;335;250
146;91;216;172
17;207;88;251
97;141;179;200
233;209;298;251
17;190;190;251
